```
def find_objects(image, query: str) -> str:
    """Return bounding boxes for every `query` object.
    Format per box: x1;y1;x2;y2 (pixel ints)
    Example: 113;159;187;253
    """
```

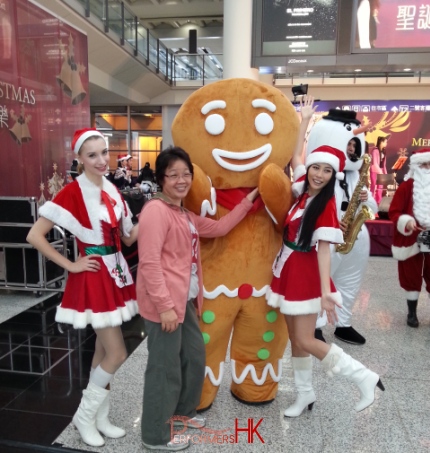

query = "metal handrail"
69;0;222;85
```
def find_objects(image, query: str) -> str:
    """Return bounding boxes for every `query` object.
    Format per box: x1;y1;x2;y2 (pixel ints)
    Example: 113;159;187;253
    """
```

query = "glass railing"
68;0;223;85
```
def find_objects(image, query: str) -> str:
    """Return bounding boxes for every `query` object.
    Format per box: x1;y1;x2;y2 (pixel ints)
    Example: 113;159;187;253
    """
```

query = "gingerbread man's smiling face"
172;78;299;189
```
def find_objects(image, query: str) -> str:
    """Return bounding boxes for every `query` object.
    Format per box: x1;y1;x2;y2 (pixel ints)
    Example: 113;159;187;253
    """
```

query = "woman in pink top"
370;136;388;204
137;147;258;451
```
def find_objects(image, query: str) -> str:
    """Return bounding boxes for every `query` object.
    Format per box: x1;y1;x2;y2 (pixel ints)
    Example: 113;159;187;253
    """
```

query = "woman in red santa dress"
389;148;430;329
266;97;384;417
27;128;138;447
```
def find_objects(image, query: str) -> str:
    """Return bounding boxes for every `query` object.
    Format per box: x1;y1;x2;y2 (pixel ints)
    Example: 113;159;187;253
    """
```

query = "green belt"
283;240;311;253
84;245;115;256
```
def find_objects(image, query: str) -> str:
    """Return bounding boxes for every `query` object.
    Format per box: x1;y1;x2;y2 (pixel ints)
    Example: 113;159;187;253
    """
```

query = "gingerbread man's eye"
205;114;225;135
255;113;274;135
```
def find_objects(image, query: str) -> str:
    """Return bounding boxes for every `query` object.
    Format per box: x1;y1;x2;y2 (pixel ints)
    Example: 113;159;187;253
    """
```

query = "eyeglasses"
164;173;193;181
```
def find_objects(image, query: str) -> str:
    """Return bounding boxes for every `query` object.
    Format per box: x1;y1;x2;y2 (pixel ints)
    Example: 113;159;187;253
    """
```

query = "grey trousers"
141;300;206;445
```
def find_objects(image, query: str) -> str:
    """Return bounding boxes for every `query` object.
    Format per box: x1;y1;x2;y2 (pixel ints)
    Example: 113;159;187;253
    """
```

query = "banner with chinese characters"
305;100;430;182
0;0;89;198
353;0;430;51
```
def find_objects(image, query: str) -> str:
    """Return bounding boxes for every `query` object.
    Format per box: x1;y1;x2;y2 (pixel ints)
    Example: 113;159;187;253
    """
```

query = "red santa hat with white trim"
117;154;132;162
410;148;430;167
72;128;106;154
405;148;430;179
292;145;346;196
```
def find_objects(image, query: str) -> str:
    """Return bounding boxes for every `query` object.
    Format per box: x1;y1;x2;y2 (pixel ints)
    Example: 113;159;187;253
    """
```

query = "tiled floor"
0;292;145;453
1;256;430;452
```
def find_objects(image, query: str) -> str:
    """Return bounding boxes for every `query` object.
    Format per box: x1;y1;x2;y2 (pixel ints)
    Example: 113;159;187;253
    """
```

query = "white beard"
413;166;430;229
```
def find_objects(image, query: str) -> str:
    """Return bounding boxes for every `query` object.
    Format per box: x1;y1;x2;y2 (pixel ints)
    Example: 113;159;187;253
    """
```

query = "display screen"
353;0;430;51
261;0;338;56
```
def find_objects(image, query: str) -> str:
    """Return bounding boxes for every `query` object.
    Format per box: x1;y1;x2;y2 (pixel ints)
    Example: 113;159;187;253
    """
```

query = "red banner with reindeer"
0;0;90;198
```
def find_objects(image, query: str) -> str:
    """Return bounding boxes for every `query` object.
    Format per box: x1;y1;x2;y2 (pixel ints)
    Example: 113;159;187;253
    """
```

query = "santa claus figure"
389;148;430;328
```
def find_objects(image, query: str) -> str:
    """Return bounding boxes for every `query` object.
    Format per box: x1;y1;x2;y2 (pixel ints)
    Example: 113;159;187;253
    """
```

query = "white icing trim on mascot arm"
265;206;278;225
203;284;269;299
231;359;282;385
212;144;272;172
200;176;217;217
204;362;225;386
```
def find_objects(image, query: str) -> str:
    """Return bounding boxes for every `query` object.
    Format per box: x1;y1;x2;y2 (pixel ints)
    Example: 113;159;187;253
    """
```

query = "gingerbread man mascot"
172;78;299;409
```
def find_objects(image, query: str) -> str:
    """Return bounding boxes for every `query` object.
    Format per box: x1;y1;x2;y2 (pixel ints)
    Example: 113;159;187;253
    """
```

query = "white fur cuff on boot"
321;343;343;377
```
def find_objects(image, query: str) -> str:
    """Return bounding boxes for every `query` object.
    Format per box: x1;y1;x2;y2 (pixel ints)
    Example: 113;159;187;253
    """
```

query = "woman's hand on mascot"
160;308;179;333
69;255;102;273
299;95;317;121
246;187;260;202
320;293;342;325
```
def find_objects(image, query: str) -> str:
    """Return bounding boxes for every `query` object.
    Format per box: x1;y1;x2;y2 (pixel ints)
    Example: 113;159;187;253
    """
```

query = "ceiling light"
354;69;362;72
403;68;412;71
307;70;314;73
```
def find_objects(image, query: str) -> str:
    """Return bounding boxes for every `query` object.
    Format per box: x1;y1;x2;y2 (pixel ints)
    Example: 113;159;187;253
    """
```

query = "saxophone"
336;154;375;254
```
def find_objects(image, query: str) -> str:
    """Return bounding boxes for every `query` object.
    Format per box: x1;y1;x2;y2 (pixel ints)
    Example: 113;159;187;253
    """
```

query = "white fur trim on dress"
55;299;138;329
39;200;104;245
40;173;132;244
266;287;342;315
231;359;282;385
293;164;307;182
391;243;420;261
312;227;344;245
397;214;415;235
292;181;305;198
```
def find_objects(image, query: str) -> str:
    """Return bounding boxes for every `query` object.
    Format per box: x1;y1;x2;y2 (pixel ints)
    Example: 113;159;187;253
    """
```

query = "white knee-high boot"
284;356;316;417
321;344;384;412
73;382;109;447
96;391;126;438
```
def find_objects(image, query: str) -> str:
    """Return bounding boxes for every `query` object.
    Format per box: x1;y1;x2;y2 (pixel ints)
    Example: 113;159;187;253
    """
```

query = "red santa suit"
389;151;430;296
39;172;138;329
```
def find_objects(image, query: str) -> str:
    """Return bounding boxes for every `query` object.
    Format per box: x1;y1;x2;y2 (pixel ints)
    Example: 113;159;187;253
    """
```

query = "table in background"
365;219;394;256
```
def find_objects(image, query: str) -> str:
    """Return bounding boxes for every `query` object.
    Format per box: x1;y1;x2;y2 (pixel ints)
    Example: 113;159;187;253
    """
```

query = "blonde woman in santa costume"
266;97;384;417
27;128;138;447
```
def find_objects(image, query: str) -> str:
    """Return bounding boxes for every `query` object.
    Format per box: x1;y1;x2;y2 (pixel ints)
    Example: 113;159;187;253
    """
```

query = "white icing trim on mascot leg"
204;362;225;386
203;284;269;299
231;359;282;385
212;144;272;172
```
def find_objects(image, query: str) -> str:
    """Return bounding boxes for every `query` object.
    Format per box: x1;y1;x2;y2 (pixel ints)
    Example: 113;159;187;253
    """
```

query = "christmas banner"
301;100;430;182
0;0;90;199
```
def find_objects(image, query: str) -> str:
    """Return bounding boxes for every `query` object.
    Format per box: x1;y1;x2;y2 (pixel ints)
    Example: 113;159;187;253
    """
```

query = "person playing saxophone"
307;110;377;345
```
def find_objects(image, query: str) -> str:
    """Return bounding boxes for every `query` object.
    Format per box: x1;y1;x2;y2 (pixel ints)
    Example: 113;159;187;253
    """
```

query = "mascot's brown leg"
198;295;241;411
229;297;288;404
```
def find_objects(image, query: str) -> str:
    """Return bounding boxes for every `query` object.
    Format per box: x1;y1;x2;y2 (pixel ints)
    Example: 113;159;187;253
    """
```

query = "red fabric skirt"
55;253;138;329
266;248;338;315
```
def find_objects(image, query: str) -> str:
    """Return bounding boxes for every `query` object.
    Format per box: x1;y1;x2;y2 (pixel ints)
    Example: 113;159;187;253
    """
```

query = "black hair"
347;137;362;161
155;146;194;190
296;168;337;250
376;136;387;150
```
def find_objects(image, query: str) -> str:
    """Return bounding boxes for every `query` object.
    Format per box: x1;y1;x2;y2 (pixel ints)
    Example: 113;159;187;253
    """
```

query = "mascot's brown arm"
183;163;215;217
259;163;294;234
